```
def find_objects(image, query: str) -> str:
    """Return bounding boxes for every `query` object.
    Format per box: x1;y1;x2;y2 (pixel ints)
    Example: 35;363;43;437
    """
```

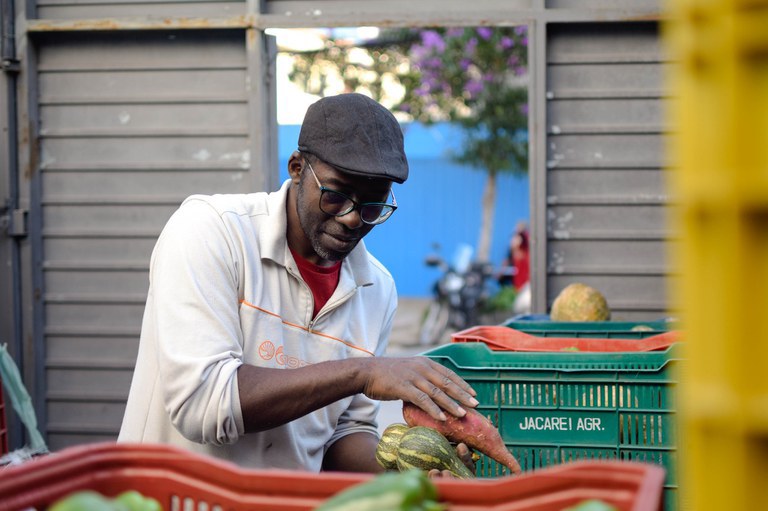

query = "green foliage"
286;26;529;176
484;285;518;313
288;29;416;105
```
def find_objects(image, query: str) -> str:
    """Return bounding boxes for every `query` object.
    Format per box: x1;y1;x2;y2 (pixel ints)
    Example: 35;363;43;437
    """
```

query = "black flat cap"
298;93;409;183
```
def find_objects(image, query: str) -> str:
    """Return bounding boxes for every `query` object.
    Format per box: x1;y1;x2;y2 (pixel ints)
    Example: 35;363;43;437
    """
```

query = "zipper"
308;285;358;330
287;260;360;331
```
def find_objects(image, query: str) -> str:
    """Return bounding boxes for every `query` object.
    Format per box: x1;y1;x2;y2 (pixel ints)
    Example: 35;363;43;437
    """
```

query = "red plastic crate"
0;442;665;511
452;325;679;352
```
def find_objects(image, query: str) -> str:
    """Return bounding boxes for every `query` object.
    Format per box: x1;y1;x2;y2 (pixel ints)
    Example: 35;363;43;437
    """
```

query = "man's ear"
287;151;303;184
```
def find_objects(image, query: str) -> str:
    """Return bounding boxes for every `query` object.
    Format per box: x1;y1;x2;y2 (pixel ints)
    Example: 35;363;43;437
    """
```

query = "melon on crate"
550;283;611;321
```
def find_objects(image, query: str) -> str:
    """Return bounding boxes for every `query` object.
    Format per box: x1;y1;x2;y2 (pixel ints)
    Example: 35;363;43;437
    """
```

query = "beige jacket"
118;180;397;471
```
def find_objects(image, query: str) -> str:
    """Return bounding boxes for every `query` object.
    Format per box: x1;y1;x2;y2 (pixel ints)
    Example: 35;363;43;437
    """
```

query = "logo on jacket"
258;340;276;360
258;340;306;368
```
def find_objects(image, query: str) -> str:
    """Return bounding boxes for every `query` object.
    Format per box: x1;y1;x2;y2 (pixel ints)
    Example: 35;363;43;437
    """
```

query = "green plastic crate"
422;342;681;509
504;319;678;339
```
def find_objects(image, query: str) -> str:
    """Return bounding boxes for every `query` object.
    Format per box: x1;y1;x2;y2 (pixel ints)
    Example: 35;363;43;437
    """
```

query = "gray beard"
296;178;347;262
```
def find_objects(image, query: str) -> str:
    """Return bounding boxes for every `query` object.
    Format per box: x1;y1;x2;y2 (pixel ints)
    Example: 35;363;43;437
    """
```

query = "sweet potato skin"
402;401;522;475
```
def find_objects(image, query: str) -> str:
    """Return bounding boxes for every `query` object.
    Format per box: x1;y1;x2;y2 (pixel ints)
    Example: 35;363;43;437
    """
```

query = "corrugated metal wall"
34;1;246;19
545;22;673;320
33;29;274;450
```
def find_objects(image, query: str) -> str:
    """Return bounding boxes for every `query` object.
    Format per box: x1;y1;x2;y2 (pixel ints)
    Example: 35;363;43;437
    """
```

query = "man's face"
296;159;393;262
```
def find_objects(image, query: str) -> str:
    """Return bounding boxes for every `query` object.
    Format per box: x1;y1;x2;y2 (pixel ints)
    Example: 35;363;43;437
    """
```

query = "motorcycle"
418;243;495;346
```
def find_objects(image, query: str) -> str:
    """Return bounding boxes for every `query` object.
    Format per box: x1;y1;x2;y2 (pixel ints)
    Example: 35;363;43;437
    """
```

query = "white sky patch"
268;27;384;125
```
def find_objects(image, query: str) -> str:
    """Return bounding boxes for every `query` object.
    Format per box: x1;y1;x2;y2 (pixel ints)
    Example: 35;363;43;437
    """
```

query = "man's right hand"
359;356;478;421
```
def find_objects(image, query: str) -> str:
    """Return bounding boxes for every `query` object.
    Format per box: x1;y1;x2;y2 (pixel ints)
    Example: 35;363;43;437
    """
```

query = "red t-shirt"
290;248;341;317
513;251;530;290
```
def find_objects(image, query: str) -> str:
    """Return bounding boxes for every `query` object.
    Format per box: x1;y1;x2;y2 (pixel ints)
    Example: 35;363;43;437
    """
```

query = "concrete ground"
386;296;432;352
377;297;439;434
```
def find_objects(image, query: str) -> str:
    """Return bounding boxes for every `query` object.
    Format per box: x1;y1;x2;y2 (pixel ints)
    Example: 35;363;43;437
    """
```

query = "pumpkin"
395;426;475;479
375;423;410;470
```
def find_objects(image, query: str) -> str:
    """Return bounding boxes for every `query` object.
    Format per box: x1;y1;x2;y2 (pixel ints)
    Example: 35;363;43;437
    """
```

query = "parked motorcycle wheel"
419;299;451;346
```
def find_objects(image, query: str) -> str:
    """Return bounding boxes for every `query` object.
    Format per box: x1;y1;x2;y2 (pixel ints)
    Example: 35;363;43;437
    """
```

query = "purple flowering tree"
289;26;529;261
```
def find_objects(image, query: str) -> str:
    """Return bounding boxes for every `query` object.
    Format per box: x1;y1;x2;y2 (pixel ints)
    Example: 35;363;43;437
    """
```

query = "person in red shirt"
498;227;530;291
511;229;530;291
497;226;531;315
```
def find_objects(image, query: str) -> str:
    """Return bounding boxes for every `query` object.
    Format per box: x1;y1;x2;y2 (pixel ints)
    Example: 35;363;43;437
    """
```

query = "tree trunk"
476;171;497;262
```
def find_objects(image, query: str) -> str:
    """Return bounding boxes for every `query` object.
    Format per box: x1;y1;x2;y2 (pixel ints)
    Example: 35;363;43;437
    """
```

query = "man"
118;93;478;474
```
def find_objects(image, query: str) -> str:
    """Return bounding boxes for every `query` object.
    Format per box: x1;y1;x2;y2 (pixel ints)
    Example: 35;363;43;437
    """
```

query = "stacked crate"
0;442;666;511
424;321;681;509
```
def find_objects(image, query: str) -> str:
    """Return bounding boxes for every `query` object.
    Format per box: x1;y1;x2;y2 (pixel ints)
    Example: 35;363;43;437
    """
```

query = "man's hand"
238;355;476;434
427;443;476;479
360;356;478;421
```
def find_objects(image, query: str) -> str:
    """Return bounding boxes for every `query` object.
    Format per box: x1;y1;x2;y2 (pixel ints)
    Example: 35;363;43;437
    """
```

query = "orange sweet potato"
402;401;522;475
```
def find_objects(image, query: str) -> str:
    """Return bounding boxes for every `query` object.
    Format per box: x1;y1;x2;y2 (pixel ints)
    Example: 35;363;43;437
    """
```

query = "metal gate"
1;0;670;451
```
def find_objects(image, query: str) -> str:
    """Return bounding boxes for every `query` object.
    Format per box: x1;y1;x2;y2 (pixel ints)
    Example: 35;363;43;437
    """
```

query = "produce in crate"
49;489;162;511
313;468;444;511
402;401;522;475
563;499;619;511
376;422;410;470
550;282;611;321
113;490;163;511
395;426;475;479
49;491;118;511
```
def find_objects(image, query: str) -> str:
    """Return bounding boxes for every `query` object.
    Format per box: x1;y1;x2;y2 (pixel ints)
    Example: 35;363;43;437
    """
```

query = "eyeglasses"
305;161;398;225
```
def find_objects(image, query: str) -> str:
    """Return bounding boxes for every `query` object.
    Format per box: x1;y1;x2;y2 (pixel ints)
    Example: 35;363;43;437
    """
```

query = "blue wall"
278;122;529;297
